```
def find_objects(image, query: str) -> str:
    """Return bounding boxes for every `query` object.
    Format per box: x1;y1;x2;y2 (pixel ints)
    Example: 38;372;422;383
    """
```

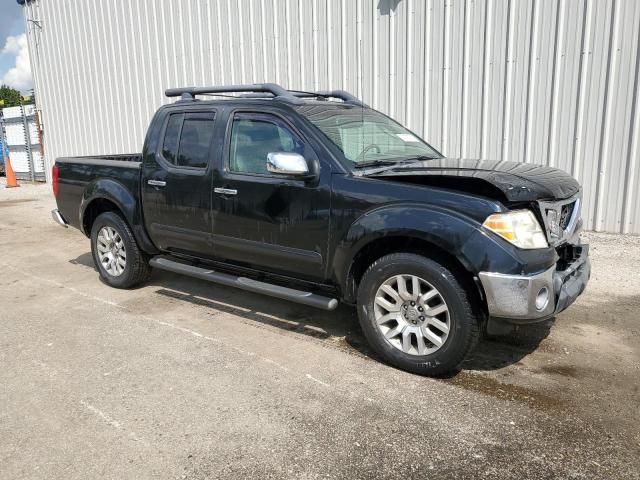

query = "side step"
149;256;339;311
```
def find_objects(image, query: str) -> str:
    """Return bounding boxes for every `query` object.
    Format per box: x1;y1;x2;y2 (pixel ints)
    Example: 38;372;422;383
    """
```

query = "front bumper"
478;244;590;322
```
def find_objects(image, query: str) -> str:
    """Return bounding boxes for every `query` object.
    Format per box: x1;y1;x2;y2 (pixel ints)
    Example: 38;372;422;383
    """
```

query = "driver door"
211;111;330;281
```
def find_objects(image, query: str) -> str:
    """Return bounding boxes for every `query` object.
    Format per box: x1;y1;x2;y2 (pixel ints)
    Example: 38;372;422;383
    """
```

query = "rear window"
161;112;216;168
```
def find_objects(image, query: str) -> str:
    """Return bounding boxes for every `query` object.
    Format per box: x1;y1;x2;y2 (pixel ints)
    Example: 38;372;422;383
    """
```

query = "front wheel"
90;211;151;289
357;253;479;376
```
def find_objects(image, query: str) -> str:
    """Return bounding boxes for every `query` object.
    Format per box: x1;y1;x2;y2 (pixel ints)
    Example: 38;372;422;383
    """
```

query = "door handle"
148;179;166;187
214;187;238;196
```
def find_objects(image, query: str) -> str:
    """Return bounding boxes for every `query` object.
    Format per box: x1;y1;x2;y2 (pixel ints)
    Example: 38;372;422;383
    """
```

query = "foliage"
0;85;33;108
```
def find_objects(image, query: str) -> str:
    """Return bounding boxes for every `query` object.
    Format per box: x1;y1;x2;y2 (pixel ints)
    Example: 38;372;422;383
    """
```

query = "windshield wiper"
401;155;442;161
354;155;440;169
353;159;403;169
355;158;431;169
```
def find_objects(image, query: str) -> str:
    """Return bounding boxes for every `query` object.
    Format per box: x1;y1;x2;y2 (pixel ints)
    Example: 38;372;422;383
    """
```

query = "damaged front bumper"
478;244;590;323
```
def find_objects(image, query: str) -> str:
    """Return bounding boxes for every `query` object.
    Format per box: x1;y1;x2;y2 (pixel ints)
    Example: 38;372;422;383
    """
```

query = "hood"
367;158;581;203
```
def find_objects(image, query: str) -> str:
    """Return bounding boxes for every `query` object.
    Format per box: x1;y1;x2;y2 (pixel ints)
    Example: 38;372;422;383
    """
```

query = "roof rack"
290;90;367;107
164;83;305;105
240;89;366;106
165;83;366;106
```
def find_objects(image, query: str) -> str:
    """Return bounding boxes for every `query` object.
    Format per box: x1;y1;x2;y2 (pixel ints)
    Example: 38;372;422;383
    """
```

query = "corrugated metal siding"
23;0;640;233
1;104;45;180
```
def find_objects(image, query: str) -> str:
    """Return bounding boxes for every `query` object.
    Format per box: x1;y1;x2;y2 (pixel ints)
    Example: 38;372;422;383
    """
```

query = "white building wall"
22;0;640;234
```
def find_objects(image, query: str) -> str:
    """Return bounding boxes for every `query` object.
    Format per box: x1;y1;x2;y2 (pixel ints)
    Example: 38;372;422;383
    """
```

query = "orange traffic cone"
4;156;19;188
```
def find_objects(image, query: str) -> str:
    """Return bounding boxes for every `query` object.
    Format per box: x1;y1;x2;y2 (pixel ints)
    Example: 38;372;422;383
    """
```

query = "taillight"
52;165;59;197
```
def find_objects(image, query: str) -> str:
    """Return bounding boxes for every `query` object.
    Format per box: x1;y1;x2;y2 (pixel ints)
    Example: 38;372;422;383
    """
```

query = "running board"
149;256;339;311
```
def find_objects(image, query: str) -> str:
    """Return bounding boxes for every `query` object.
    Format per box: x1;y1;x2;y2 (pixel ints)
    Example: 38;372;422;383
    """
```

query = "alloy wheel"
96;226;127;276
373;274;451;355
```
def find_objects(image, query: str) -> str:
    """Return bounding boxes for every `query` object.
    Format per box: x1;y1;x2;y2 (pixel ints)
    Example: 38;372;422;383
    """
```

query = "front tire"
357;253;479;376
90;212;151;289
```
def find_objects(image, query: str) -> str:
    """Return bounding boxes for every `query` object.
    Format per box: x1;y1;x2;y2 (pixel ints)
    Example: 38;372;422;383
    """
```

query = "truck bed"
55;154;142;232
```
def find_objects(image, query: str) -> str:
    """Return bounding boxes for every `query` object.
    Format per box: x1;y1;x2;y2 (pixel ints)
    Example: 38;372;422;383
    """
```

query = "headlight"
482;210;548;249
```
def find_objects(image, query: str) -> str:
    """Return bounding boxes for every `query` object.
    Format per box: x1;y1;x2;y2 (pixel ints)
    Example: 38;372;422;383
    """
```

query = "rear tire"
90;212;151;289
357;253;479;376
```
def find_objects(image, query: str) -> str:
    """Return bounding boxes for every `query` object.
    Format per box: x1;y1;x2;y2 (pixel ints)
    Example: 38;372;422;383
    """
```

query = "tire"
357;253;479;376
90;211;151;289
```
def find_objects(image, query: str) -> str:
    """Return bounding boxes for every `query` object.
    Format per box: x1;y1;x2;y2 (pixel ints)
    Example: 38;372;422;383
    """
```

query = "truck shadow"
150;270;361;343
462;321;553;372
146;268;550;374
68;253;551;374
68;252;95;270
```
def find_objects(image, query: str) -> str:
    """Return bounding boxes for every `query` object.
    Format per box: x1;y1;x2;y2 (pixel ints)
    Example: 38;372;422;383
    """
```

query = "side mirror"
266;152;310;177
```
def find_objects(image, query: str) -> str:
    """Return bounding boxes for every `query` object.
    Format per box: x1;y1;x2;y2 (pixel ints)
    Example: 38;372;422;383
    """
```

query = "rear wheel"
90;212;151;289
357;253;479;376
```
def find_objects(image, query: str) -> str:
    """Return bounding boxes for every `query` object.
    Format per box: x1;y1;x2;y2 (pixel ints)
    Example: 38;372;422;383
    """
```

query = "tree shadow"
377;0;403;15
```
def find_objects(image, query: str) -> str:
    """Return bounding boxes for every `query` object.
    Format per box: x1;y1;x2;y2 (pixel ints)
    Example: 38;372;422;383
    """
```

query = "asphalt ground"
1;180;639;479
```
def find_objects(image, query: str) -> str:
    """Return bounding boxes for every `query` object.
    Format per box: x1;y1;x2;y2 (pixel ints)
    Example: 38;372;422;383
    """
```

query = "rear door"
142;110;218;257
210;109;331;281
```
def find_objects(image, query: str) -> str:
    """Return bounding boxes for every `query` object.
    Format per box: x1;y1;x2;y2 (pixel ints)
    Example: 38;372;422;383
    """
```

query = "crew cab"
51;83;590;375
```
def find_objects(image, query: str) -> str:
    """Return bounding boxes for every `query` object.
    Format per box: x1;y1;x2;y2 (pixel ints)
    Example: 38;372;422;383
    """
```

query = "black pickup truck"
52;83;590;375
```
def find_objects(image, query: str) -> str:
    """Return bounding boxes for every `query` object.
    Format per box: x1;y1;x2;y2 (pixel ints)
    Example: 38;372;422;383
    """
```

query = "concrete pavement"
1;182;639;479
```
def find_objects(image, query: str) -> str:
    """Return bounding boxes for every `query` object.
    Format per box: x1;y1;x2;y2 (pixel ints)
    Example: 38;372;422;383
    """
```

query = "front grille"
559;202;575;230
538;193;581;245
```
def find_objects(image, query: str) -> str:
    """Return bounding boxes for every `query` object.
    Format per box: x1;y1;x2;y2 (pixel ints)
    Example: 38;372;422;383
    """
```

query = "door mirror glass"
266;152;310;176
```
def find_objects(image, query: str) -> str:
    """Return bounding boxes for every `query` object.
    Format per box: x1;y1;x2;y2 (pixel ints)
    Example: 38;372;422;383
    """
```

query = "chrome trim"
479;245;590;321
479;267;556;319
538;192;582;246
266;152;310;176
51;209;68;228
214;187;238;195
147;179;166;187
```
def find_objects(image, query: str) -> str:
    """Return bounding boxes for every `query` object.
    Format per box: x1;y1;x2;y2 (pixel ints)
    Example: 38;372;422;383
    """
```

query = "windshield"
297;104;441;167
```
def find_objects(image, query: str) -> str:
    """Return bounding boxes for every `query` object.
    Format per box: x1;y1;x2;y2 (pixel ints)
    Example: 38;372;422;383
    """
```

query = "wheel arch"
82;197;123;235
80;179;158;254
342;235;484;311
334;203;523;313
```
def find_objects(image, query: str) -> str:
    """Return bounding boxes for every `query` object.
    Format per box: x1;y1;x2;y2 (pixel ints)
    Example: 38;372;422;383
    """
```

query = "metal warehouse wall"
23;0;640;233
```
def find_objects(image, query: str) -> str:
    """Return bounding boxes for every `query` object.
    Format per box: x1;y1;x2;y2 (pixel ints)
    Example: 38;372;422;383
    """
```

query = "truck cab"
141;98;331;282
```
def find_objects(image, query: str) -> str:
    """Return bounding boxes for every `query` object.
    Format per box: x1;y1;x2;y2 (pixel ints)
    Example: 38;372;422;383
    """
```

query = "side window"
162;113;183;164
229;114;304;175
161;112;215;168
177;113;216;168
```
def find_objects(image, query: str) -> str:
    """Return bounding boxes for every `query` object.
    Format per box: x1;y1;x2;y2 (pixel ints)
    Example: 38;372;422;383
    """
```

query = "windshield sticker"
397;133;419;142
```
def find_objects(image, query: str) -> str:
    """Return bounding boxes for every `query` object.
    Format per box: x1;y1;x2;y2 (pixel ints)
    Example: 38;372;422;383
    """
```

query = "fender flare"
80;178;158;254
333;203;523;297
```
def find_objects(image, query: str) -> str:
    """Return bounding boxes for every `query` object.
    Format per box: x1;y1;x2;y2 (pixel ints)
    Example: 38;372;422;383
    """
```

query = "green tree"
0;85;32;107
0;85;21;107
